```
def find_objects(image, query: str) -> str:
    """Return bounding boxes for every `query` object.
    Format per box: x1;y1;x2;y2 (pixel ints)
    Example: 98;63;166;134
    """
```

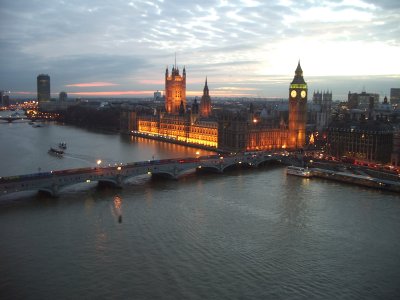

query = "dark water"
1;118;400;299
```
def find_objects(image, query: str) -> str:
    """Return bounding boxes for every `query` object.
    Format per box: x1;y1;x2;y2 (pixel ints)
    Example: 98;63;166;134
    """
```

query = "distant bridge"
0;152;290;197
0;116;27;123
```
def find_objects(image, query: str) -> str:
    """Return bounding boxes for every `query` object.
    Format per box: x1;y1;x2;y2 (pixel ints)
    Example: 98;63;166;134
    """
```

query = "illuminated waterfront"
0;119;400;299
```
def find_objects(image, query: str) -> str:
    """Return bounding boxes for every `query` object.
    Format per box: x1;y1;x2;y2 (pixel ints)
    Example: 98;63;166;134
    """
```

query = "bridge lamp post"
97;159;102;167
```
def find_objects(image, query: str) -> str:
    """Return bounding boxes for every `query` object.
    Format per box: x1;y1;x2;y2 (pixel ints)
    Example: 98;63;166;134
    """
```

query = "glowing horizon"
65;82;120;87
1;1;399;100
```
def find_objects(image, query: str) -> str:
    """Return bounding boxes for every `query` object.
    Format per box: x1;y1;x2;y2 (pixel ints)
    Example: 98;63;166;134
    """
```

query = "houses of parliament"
121;62;308;153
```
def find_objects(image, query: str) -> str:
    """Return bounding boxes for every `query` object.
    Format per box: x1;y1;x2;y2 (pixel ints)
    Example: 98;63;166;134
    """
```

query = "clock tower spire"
288;60;308;149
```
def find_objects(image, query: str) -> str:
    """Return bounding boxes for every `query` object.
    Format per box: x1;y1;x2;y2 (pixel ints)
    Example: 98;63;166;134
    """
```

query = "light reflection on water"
0;121;400;299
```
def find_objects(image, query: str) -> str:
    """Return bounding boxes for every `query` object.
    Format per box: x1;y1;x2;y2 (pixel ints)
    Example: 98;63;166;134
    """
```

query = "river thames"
1;115;400;299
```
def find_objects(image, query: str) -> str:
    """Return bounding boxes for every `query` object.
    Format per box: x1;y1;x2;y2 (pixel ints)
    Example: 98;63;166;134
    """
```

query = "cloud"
0;0;399;99
68;90;154;96
66;82;120;87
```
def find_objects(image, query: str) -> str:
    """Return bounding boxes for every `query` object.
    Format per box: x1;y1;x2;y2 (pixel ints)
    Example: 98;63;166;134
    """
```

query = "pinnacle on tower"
291;60;306;85
203;77;209;96
295;60;303;76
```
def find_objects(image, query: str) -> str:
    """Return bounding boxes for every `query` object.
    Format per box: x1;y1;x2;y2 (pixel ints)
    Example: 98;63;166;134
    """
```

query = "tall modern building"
165;64;186;114
0;91;10;107
288;61;308;148
37;74;50;103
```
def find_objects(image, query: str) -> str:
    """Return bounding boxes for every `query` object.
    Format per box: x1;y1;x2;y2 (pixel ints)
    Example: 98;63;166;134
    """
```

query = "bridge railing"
1;151;286;196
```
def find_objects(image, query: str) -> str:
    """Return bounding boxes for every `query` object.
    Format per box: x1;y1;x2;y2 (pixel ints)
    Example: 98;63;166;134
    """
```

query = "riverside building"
121;62;308;152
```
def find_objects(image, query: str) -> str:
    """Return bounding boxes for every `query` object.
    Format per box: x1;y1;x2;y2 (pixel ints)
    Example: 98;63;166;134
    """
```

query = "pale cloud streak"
66;82;120;87
0;0;399;99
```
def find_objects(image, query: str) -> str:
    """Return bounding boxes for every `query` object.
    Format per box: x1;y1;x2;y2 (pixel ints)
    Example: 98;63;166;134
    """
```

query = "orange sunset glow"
66;82;120;87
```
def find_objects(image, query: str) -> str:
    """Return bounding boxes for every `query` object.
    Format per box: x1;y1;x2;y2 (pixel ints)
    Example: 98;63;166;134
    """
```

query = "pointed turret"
203;77;209;96
295;60;303;77
200;76;212;118
291;60;306;85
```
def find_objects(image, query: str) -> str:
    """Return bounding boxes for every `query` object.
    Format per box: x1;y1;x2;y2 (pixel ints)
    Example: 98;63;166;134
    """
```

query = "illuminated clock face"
290;90;297;98
301;90;307;98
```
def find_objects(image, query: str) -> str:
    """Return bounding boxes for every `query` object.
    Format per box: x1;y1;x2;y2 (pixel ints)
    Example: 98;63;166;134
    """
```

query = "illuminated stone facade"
247;127;288;151
216;110;289;152
126;62;307;152
137;114;218;148
288;61;307;148
200;78;212;118
165;65;186;114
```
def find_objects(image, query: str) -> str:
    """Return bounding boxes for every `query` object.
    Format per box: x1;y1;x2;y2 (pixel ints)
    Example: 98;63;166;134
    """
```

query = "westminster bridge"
0;152;292;197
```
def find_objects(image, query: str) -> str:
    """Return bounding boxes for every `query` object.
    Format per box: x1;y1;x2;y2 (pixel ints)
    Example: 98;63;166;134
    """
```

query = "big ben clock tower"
288;61;307;149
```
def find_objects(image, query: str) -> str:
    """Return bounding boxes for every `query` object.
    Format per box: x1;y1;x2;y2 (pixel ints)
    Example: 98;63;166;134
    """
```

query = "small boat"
287;166;312;178
48;147;64;156
58;142;67;149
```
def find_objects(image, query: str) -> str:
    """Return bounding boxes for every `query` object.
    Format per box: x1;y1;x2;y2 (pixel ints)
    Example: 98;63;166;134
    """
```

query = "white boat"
58;142;67;149
287;166;312;178
48;147;64;157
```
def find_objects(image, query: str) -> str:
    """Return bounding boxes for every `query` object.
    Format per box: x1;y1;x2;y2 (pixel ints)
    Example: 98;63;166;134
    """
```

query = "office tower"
37;74;50;103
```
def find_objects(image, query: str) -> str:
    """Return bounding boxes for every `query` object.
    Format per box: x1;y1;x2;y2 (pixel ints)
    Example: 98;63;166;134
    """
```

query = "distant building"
390;88;400;106
391;130;400;166
348;91;379;109
3;95;10;107
37;74;50;103
59;91;68;102
327;121;394;163
0;91;10;107
312;90;332;130
122;61;308;152
154;90;162;101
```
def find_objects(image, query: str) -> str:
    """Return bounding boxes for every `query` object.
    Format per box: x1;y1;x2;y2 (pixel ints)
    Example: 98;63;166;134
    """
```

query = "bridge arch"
151;172;177;180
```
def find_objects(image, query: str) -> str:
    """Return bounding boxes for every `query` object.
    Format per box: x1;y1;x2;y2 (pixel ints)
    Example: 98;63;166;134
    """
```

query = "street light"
97;159;102;167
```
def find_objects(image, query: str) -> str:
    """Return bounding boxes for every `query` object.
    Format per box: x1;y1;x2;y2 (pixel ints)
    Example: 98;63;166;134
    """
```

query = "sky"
0;0;399;101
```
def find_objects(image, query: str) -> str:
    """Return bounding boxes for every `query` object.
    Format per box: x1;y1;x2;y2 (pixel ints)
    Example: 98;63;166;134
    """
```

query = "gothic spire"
203;77;209;96
295;60;303;77
291;60;306;85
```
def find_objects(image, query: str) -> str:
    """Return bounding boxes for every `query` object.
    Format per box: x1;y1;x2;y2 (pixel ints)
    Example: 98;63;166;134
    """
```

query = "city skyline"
1;0;399;100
